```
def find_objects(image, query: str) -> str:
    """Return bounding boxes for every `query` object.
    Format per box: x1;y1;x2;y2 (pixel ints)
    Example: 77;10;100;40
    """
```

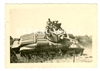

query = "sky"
10;4;97;38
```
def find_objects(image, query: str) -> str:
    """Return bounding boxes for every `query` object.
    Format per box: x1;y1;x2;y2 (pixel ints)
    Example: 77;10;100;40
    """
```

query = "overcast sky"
10;4;97;38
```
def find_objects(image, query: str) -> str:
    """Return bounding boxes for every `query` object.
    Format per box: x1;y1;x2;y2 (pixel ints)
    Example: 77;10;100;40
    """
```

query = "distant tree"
10;36;13;45
10;36;18;63
68;34;75;39
75;35;92;47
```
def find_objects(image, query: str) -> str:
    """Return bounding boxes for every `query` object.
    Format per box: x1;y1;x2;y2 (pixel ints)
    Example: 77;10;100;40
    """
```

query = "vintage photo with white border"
5;4;98;68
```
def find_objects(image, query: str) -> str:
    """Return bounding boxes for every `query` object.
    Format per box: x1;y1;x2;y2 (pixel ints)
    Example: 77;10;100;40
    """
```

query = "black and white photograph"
5;4;97;67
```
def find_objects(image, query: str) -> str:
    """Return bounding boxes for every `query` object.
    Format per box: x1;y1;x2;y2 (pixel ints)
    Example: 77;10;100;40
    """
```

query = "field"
14;46;92;63
10;35;92;63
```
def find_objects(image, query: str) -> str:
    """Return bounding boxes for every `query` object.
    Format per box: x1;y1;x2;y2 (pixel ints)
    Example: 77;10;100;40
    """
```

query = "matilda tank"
11;18;84;60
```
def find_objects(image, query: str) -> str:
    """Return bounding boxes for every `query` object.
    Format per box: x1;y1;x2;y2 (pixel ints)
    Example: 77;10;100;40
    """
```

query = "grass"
14;49;92;63
10;35;92;63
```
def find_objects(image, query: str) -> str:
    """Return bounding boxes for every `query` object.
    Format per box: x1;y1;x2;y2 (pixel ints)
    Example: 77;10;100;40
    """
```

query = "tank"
11;18;84;60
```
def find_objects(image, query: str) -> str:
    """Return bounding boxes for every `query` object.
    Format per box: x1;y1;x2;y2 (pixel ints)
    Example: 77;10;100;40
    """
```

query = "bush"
75;35;92;47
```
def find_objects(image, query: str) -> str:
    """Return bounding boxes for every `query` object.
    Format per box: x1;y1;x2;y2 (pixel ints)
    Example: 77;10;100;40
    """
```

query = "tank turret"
45;18;67;43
